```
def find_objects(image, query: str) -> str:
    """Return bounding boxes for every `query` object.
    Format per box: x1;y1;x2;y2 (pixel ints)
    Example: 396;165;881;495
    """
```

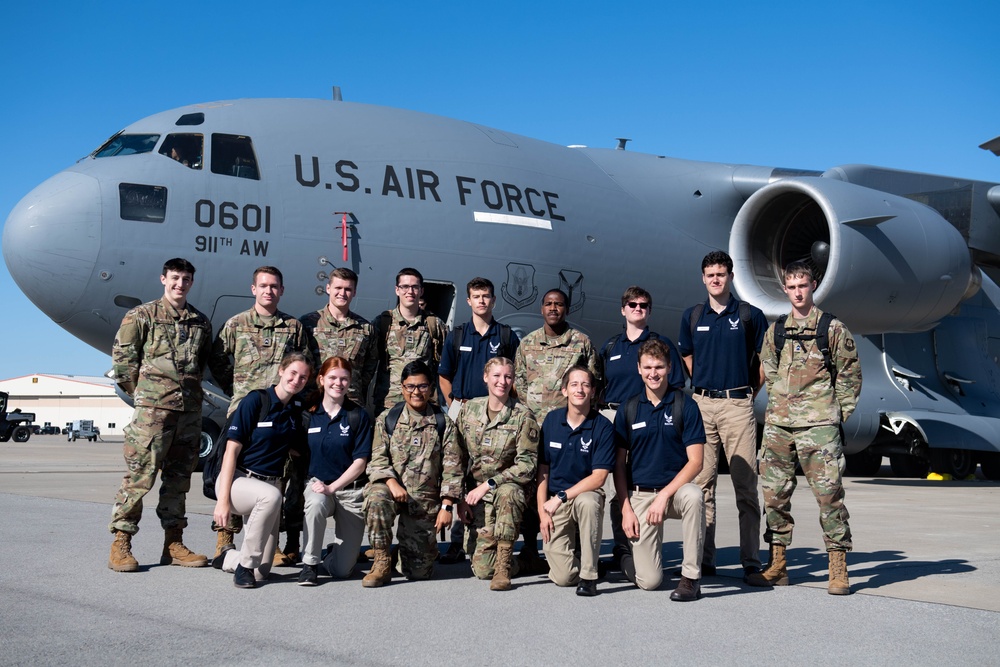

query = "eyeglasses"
402;383;432;393
627;301;650;310
396;284;421;292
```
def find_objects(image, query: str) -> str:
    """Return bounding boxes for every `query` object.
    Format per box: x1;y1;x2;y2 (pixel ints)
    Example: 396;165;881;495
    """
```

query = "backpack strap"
772;313;837;387
689;303;706;338
602;333;622;363
452;322;465;358
671;388;684;437
384;401;446;440
498;323;513;358
377;310;392;374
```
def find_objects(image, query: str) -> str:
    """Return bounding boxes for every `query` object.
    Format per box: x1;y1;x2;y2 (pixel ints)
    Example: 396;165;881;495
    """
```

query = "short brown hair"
328;267;358;286
253;266;284;286
621;286;652;309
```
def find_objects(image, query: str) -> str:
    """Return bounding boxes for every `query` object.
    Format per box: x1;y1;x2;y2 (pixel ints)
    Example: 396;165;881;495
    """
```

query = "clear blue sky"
1;1;997;379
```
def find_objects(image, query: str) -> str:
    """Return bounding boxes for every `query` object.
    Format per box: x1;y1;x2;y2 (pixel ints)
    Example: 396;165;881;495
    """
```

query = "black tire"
195;418;222;473
980;452;1000;481
12;426;31;443
845;448;882;476
928;448;977;479
889;453;929;478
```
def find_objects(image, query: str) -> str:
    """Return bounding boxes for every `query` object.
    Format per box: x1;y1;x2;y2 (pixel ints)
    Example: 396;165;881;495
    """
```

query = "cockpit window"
158;133;203;169
211;134;260;180
93;133;160;158
119;183;167;222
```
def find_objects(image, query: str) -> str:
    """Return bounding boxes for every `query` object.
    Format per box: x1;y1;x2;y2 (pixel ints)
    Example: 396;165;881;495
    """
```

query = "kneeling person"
537;366;615;597
614;339;706;600
362;361;463;586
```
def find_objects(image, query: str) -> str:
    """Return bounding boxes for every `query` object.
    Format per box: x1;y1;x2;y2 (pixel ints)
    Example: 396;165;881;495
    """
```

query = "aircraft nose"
3;171;102;323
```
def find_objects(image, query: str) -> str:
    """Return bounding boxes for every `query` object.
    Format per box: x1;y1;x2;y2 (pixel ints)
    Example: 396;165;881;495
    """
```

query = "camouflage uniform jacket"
367;404;463;503
372;307;446;407
514;327;601;422
300;306;377;404
456;396;539;490
208;307;310;408
111;297;212;411
760;307;862;427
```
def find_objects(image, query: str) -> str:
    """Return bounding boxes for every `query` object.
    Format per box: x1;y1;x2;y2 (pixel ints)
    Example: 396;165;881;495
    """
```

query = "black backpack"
203;388;271;501
383;401;446;439
772;312;838;387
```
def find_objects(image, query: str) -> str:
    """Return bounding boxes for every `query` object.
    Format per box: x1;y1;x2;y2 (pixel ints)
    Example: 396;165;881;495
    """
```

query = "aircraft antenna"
332;86;343;101
616;138;631;150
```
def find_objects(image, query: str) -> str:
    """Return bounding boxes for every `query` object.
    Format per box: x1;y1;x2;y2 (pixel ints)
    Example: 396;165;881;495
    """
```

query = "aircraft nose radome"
2;171;102;323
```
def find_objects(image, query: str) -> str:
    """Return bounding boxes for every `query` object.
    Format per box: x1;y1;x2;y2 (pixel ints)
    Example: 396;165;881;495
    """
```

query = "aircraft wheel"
12;426;31;443
889;453;929;478
845;448;882;476
928;448;977;479
980;453;1000;481
196;418;222;473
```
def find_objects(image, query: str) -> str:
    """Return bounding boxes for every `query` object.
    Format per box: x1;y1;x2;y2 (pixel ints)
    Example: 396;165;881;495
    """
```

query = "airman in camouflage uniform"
299;267;377;407
207;266;311;559
372;268;446;415
455;359;539;589
759;261;862;595
362;361;463;586
108;258;212;572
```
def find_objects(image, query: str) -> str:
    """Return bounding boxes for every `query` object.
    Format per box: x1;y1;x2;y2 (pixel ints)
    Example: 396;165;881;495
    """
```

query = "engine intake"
730;177;975;334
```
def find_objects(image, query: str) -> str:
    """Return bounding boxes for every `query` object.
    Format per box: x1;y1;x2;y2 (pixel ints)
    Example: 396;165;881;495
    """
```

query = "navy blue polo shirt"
678;296;768;390
614;392;706;488
306;402;373;482
600;328;685;403
539;408;616;495
228;387;303;477
438;320;520;400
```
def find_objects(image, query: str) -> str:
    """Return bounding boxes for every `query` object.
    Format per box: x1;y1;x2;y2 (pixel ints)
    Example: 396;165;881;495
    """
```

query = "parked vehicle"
0;391;34;443
68;420;98;442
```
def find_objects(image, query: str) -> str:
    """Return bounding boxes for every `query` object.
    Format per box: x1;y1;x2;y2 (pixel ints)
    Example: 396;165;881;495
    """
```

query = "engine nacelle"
730;177;976;334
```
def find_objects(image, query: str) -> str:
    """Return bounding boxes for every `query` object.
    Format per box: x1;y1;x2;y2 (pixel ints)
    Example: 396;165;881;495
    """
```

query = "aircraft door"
422;281;456;329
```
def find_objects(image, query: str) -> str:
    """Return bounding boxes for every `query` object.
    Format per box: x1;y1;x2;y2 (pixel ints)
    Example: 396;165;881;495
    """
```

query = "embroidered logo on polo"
580;438;592;452
489;341;501;354
663;414;674;426
340;423;350;436
729;318;740;330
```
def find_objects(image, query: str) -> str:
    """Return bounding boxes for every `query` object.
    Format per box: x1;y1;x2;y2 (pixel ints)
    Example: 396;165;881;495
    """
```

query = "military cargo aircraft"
4;96;1000;480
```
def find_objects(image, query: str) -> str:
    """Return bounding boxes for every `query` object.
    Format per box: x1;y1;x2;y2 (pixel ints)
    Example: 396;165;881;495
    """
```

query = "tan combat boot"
214;529;235;558
362;547;393;588
490;540;515;591
828;550;851;595
109;530;139;572
160;527;208;567
761;543;789;586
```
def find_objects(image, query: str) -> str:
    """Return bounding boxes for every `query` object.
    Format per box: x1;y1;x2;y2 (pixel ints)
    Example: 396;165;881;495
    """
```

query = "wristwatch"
556;490;568;503
441;504;453;513
487;478;498;490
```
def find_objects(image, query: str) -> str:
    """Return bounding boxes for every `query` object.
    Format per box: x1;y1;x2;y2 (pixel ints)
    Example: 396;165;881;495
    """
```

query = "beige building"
0;374;133;436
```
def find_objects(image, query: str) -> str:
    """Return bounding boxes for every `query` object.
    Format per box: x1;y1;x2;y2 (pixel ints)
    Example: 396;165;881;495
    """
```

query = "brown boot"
214;529;234;558
109;530;139;572
761;543;789;586
362;547;393;588
490;540;514;591
828;550;851;595
160;527;208;567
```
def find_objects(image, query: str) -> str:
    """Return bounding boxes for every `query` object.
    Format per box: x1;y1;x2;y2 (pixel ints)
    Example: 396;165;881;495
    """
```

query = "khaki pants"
219;473;282;581
543;489;605;585
621;484;705;589
692;393;762;569
301;482;365;578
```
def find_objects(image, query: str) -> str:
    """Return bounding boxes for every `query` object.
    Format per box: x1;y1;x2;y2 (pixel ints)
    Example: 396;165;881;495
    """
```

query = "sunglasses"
627;301;650;310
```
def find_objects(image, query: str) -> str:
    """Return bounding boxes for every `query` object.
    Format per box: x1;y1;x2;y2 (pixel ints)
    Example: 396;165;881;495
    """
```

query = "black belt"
632;485;664;494
694;387;749;399
239;468;281;482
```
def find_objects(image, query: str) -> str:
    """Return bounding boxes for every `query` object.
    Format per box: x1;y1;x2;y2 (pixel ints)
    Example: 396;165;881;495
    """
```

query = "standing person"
208;266;311;563
108;258;213;572
614;339;706;600
514;289;601;572
536;366;615;597
297;357;373;585
372;268;447;416
759;261;862;595
362;361;463;586
598;285;685;568
438;277;520;564
678;250;770;585
455;357;538;591
212;353;311;588
300;267;377;408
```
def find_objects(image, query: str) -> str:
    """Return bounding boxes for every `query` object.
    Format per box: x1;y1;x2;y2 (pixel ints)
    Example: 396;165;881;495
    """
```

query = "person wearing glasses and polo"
597;286;685;569
361;360;462;587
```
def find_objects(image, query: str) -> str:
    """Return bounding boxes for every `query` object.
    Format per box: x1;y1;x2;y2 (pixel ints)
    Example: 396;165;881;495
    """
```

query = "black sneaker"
212;544;234;570
439;543;466;565
576;578;598;597
298;563;318;586
233;563;256;589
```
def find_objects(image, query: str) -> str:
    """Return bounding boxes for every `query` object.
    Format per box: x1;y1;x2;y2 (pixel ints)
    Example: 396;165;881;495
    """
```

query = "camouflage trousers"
760;423;852;551
468;482;527;579
109;407;200;535
363;482;438;580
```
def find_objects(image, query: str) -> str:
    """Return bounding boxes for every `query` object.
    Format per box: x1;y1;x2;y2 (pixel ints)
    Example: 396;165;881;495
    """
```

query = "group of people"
107;250;861;599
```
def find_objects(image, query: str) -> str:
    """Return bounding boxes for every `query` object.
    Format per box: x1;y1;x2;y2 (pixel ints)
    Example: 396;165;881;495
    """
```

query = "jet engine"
730;177;978;334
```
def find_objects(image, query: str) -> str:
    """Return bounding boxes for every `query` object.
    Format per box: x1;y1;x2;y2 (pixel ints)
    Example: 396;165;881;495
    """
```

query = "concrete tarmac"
1;435;998;666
